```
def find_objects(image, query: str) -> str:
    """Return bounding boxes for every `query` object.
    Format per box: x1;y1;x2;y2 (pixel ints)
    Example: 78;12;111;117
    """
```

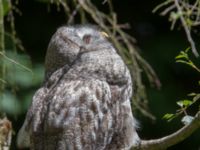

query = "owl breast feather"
66;47;130;85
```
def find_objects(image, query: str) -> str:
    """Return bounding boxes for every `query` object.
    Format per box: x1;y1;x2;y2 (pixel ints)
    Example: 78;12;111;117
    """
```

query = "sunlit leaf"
175;49;190;61
175;52;187;59
186;18;193;27
162;113;175;121
177;101;184;107
177;100;192;107
181;115;194;125
193;94;200;102
182;100;192;107
3;0;11;16
188;93;197;96
185;47;191;53
175;60;189;64
170;11;181;20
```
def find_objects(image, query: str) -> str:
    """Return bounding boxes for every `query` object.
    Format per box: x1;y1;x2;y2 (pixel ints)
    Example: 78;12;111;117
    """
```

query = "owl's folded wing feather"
17;87;47;148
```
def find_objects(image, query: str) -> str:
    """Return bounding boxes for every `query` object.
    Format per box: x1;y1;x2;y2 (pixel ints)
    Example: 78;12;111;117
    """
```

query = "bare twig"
193;22;200;26
67;4;81;24
59;0;71;20
152;0;173;13
0;51;32;73
160;4;175;16
0;0;4;50
102;0;108;5
154;0;200;57
7;2;25;52
174;0;199;57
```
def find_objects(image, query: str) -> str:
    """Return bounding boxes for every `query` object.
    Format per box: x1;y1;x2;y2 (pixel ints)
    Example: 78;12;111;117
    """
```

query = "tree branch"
132;111;200;150
174;0;199;57
0;117;12;150
0;0;5;94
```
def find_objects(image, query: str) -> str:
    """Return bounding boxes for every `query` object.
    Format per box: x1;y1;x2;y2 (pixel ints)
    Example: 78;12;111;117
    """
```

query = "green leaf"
177;100;192;107
170;11;181;20
162;113;175;121
182;100;193;107
175;52;187;59
175;60;190;65
185;47;191;53
193;94;200;102
188;93;197;96
177;101;184;107
175;59;188;64
175;48;190;61
3;0;11;16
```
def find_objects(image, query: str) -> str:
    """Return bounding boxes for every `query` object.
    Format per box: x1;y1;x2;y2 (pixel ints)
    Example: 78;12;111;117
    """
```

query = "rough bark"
0;117;12;150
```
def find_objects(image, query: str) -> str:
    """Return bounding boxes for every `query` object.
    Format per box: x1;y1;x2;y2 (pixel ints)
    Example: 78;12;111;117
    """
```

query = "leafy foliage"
175;48;200;73
153;0;200;57
0;0;44;116
163;50;200;123
0;51;44;115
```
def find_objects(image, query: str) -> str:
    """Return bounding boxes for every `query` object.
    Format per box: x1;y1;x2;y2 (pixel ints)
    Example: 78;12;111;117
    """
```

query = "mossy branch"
0;117;12;150
0;0;5;95
174;0;199;57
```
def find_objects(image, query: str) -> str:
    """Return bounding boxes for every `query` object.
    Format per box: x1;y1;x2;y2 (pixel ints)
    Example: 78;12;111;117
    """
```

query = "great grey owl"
17;25;140;150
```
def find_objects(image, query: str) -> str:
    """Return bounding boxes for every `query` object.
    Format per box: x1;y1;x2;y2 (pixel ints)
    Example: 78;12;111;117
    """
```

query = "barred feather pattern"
17;25;140;150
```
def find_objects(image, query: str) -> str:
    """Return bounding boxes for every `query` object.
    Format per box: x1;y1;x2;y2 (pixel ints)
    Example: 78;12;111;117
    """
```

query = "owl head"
75;25;109;48
44;25;110;78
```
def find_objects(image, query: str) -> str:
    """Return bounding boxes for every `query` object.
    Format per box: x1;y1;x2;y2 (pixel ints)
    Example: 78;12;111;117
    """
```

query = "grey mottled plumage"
17;25;140;150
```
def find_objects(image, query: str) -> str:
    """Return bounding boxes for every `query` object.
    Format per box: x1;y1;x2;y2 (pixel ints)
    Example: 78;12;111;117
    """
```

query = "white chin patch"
77;28;95;39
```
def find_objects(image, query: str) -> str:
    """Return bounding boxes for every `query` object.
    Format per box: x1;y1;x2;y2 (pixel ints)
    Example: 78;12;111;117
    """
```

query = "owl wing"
17;67;65;149
17;87;47;148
